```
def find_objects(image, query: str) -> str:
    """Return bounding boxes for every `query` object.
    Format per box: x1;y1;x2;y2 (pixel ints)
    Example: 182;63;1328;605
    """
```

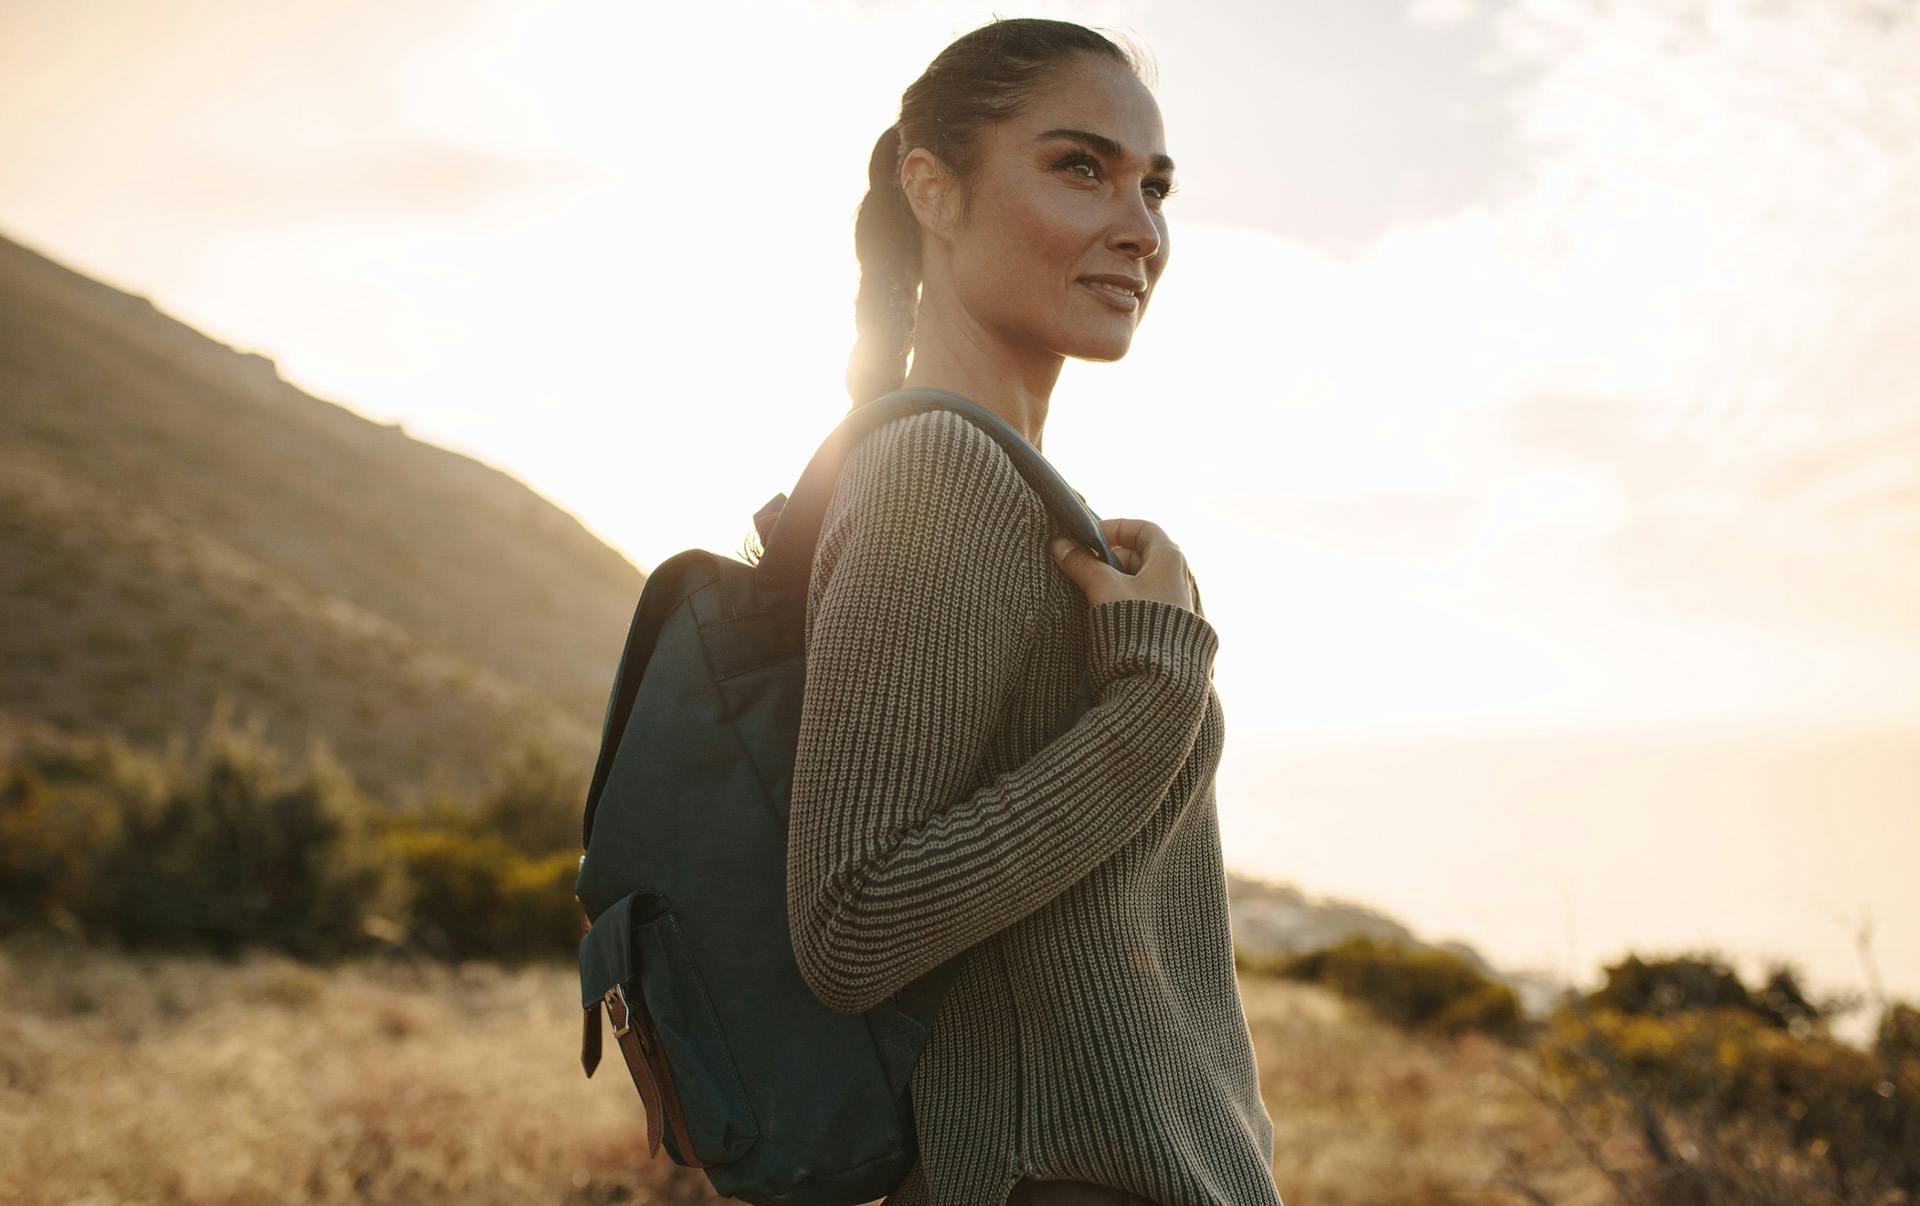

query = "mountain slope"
0;228;643;802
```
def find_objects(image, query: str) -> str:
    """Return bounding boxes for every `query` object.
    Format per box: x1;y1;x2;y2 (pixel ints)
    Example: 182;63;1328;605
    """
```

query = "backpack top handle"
757;387;1123;593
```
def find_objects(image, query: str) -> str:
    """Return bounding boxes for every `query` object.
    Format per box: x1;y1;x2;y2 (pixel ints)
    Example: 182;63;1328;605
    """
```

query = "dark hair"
844;18;1148;410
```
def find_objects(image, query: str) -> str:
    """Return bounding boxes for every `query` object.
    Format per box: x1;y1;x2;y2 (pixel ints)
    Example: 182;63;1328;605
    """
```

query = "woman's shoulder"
806;408;1053;617
829;407;1046;531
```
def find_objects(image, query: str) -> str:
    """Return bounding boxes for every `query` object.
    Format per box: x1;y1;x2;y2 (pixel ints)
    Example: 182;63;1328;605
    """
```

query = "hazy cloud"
148;139;598;223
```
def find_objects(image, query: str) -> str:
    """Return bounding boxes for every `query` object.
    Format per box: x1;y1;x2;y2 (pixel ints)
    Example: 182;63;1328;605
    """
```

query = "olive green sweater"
785;408;1281;1206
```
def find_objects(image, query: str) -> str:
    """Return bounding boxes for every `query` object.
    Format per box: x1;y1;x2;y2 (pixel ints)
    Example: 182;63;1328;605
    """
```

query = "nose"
1108;185;1163;264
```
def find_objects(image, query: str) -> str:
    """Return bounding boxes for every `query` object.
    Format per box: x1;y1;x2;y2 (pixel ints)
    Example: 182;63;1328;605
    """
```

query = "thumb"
1050;535;1107;579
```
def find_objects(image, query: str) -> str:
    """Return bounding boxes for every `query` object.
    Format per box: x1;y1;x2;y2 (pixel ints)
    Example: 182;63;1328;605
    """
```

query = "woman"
784;17;1283;1206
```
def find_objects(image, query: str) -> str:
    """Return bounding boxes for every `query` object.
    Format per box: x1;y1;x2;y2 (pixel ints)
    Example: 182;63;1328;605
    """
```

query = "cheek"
965;188;1094;304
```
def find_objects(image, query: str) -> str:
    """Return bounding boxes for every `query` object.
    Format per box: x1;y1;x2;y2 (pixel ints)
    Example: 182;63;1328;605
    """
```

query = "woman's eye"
1057;152;1175;203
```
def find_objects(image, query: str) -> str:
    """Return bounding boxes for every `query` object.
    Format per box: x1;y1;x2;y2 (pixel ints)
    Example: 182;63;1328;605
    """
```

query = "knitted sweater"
785;408;1282;1206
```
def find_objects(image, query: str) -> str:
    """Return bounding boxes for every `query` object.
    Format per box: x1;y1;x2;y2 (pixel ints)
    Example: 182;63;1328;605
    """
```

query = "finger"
1097;517;1169;553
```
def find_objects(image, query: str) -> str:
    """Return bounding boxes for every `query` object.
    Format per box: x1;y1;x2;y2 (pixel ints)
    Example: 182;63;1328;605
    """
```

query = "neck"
901;288;1061;453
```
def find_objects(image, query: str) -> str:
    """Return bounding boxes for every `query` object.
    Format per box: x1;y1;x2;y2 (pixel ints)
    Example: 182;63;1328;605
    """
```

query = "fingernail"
1049;536;1071;559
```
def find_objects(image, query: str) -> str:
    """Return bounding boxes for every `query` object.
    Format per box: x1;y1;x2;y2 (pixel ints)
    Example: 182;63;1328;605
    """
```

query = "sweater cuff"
1086;598;1220;695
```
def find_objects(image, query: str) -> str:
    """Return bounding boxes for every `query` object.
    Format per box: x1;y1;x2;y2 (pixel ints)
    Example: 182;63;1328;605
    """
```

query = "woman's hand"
1049;518;1196;614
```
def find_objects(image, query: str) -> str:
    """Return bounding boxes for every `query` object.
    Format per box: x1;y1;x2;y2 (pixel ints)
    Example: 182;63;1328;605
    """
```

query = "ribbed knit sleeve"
785;409;1221;1014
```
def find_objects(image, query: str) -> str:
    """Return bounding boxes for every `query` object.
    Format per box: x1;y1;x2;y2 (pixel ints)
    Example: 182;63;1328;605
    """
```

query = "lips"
1079;278;1141;311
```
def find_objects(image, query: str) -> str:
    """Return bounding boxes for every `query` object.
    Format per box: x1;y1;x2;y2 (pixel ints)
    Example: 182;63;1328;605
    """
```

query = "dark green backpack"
574;387;1120;1205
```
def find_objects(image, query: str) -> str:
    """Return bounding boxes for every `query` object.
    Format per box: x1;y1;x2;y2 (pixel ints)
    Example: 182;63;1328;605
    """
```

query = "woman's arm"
785;409;1220;1014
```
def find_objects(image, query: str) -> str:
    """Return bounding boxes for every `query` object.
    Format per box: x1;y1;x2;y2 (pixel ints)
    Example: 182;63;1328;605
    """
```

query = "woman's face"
913;53;1174;364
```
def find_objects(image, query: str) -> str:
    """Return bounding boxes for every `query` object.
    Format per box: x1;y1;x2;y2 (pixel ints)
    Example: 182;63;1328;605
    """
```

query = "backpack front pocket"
580;890;760;1165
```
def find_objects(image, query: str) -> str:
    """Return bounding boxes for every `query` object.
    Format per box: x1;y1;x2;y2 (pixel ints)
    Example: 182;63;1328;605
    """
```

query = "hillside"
0;228;642;802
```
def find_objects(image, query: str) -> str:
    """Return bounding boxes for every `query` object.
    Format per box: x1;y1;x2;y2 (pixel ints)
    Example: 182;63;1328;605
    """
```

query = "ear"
900;146;961;242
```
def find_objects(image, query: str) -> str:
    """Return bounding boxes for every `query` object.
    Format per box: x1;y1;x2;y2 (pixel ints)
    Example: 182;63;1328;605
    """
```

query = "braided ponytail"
845;124;922;410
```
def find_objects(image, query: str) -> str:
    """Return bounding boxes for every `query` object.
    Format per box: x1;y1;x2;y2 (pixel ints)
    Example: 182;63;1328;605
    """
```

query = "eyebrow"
1036;127;1175;175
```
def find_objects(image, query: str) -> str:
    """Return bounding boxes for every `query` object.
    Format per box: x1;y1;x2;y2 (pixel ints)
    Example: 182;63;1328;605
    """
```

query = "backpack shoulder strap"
756;388;1120;592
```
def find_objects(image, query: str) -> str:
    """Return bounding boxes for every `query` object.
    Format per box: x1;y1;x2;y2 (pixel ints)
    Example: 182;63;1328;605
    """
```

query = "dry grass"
0;934;1614;1205
0;933;712;1205
1241;974;1617;1205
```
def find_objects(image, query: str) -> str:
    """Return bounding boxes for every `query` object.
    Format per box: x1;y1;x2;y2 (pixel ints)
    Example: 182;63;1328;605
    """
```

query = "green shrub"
378;824;578;962
1232;947;1292;979
1273;935;1523;1041
1588;951;1828;1031
469;742;587;857
1879;1001;1920;1065
1537;955;1920;1199
505;848;583;955
0;710;583;964
5;717;629;970
75;701;396;959
2;729;171;936
0;764;65;929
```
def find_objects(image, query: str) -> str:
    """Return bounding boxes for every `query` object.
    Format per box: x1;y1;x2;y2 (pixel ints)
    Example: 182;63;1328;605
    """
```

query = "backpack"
574;386;1122;1205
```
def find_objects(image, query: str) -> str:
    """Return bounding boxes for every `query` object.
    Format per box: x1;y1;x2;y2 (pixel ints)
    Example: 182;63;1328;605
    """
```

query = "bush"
1534;953;1920;1201
1588;951;1829;1032
0;729;163;936
1273;935;1524;1042
0;707;588;964
82;701;398;958
0;764;64;929
377;824;579;962
468;742;587;858
1875;1001;1920;1066
368;736;584;962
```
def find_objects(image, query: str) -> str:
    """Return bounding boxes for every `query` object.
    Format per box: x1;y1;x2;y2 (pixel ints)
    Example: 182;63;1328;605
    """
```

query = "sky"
4;0;1918;1007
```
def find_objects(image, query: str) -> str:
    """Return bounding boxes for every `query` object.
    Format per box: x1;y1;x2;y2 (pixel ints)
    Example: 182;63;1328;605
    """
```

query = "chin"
1066;329;1138;363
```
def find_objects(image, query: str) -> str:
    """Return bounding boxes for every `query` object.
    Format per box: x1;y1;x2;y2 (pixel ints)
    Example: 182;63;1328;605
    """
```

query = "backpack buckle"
606;983;652;1054
607;984;633;1036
